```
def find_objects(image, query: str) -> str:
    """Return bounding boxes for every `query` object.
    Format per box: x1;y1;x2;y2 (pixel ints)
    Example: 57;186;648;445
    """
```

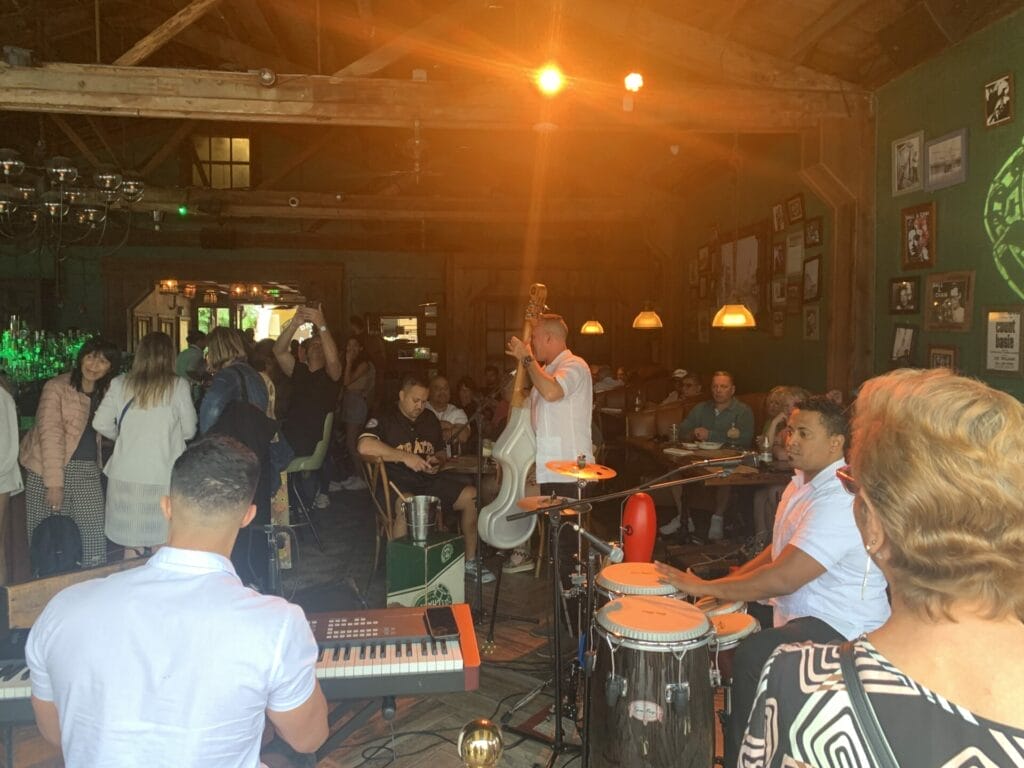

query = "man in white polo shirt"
656;396;889;767
26;435;327;767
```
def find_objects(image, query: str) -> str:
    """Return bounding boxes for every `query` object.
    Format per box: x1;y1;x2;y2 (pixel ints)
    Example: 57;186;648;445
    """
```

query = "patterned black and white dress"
740;638;1024;767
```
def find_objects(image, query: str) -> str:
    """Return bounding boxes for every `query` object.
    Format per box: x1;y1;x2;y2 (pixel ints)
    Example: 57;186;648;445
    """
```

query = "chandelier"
0;148;144;249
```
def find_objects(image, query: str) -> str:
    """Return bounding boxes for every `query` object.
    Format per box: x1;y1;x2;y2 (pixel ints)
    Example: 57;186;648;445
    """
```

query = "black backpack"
30;514;83;578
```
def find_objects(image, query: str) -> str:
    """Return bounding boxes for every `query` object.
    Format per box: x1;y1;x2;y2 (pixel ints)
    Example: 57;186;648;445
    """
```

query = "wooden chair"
362;456;403;591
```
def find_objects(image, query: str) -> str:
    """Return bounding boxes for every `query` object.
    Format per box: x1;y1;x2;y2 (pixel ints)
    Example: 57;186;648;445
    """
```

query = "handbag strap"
116;397;135;430
232;366;250;404
839;641;899;768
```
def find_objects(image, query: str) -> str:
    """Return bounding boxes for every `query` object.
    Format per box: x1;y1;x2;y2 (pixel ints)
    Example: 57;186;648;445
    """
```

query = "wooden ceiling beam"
129;188;648;223
114;0;223;66
333;0;481;77
48;115;103;169
85;116;123;167
791;0;871;63
0;62;871;132
563;0;863;93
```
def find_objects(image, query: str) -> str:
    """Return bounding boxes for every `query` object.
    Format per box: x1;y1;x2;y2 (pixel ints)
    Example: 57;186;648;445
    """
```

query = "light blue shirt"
27;547;318;768
770;458;890;639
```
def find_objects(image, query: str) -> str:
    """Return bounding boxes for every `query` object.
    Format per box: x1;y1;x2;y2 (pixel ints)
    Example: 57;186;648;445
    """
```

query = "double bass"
477;283;546;550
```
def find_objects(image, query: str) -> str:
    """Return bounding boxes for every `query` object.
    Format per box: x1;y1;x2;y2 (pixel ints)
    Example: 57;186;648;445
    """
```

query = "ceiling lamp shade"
579;319;605;335
712;303;757;328
632;302;663;329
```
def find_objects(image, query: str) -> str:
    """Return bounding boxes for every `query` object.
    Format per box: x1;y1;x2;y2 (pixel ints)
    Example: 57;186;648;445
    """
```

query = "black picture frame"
888;276;920;315
890;324;918;367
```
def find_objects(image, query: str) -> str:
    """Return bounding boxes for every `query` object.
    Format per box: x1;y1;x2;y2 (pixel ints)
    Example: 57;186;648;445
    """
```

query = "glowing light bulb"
624;72;644;92
535;64;565;96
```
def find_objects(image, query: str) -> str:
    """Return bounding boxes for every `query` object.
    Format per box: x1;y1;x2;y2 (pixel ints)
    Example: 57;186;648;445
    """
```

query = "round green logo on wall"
415;584;453;606
985;136;1024;300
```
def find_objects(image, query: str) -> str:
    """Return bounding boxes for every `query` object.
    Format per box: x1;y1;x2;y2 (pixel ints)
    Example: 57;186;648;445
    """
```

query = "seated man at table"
673;370;754;539
656;396;889;768
661;369;702;404
426;374;470;449
359;374;494;583
26;435;328;766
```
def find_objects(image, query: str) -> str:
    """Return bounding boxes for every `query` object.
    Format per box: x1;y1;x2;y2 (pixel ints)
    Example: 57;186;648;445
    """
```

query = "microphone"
570;523;624;563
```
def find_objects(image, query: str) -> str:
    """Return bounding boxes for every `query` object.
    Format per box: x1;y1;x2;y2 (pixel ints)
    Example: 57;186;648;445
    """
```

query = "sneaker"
707;514;724;541
465;559;496;584
342;475;367;491
659;515;682;535
328;479;346;492
503;548;535;573
313;492;331;509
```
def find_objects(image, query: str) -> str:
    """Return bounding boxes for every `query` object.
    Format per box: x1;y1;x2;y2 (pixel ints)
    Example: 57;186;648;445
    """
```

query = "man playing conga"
656;396;890;767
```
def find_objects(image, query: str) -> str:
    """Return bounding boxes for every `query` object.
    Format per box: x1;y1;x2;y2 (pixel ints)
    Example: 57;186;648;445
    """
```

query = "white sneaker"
313;492;331;509
503;548;535;573
342;476;367;491
707;514;724;541
659;515;682;535
328;480;346;492
465;560;496;584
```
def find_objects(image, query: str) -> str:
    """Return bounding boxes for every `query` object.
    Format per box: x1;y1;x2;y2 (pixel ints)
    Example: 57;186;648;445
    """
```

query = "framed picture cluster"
892;129;970;195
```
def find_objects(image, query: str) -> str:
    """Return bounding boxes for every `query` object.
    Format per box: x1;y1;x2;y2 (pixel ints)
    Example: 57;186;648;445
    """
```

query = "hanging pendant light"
632;302;663;329
712;303;756;328
579;319;605;335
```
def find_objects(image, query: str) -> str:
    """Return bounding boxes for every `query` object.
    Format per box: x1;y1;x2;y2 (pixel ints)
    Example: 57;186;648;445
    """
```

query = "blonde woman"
741;369;1024;766
94;332;196;554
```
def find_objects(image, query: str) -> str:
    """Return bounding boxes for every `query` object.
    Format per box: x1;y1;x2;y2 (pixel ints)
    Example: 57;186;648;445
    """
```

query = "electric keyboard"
310;603;480;699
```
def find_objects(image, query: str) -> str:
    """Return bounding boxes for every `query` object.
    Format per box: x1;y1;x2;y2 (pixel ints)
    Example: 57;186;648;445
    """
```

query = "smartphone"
425;605;459;639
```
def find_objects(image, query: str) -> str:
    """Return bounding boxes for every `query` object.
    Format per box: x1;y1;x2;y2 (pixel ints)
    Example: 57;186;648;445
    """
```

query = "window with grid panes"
485;300;521;364
192;136;250;189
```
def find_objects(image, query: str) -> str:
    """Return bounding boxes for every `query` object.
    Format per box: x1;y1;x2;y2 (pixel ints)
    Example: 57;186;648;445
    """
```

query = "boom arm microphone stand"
504;459;735;768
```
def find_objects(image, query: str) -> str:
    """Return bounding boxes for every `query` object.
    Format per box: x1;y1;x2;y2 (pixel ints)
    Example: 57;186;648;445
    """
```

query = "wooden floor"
4;477;742;767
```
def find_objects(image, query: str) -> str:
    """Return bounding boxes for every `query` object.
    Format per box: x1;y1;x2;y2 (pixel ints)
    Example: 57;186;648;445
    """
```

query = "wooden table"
638;441;794;489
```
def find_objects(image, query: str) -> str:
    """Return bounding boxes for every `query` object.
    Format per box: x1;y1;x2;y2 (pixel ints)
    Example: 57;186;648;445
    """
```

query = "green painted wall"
875;8;1024;399
672;134;829;394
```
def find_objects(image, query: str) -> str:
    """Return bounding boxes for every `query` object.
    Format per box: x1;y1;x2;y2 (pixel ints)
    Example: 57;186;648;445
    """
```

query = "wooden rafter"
229;0;289;59
333;0;480;77
48;115;103;169
563;0;862;93
791;0;871;64
84;116;122;167
139;120;197;178
0;62;872;132
114;0;223;66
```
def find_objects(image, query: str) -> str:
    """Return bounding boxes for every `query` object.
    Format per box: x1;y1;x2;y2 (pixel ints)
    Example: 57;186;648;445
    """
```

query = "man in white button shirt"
26;435;328;767
656;396;889;767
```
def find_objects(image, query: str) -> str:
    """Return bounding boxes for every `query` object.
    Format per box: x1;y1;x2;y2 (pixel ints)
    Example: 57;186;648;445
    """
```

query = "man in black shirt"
273;305;343;507
358;374;495;583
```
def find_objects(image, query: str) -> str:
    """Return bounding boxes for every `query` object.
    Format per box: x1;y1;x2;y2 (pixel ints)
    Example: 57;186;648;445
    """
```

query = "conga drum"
695;595;747;618
709;612;760;714
590;596;714;768
594;562;679;606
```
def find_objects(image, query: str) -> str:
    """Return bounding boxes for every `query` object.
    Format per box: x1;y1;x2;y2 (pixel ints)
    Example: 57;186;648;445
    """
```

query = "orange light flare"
624;72;644;92
535;64;566;96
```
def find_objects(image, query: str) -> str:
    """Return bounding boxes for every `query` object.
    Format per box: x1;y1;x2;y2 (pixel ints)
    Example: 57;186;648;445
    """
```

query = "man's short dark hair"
711;370;735;386
400;373;428;392
186;329;206;345
794;395;849;446
169;435;259;515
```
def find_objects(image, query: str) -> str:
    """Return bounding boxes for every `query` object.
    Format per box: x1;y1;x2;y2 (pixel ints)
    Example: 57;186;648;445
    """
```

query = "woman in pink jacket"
19;338;121;568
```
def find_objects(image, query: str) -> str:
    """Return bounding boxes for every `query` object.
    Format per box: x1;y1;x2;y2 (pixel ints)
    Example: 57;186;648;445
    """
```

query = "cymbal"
545;460;618;481
515;495;573;512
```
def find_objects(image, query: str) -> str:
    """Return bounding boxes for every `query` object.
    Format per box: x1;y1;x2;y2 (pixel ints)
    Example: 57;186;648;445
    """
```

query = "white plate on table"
697;441;723;450
680;442;699;450
663;447;694;458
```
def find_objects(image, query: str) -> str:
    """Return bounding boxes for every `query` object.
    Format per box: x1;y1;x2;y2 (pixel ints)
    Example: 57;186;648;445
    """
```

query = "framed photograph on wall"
698;274;708;299
803;216;822;247
802;256;821;302
900;201;935;270
984;73;1013;128
928;345;958;370
785;231;804;276
786;281;801;315
771;277;787;307
771;242;785;275
888;276;920;314
698;245;710;273
925;271;975;332
771;310;785;338
802;305;820;341
786;193;805;224
983;306;1023;376
925;128;968;191
771;203;786;233
890;324;918;367
688;260;698;287
892;131;924;196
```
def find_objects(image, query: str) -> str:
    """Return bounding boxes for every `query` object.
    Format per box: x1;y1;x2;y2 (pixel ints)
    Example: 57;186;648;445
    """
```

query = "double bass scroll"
477;283;547;550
